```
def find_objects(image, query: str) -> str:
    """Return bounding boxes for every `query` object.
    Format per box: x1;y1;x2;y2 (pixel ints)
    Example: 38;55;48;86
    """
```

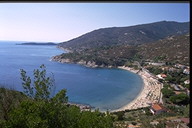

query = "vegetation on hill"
58;21;189;51
0;87;27;121
53;45;139;67
53;34;189;67
138;34;190;65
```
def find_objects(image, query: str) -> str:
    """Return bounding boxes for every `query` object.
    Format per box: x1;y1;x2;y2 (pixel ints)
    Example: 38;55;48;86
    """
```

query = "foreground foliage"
1;100;113;128
0;65;113;128
0;87;27;121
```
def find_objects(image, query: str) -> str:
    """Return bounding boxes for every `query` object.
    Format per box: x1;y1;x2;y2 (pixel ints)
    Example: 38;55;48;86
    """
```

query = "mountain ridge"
58;21;189;51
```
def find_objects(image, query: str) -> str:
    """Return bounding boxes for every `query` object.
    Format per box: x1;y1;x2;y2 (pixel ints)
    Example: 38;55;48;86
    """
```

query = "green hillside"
58;21;189;51
53;33;190;67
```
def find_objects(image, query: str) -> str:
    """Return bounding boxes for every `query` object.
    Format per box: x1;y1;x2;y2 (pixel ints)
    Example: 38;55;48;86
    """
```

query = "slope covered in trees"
137;33;190;64
53;34;190;67
58;21;189;51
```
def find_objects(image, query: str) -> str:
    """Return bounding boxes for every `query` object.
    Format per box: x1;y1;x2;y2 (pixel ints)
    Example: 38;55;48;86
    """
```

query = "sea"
0;41;143;111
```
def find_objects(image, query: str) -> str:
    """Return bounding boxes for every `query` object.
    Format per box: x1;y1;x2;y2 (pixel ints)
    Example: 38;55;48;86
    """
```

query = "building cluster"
174;64;190;75
143;61;190;127
145;61;190;96
149;103;190;128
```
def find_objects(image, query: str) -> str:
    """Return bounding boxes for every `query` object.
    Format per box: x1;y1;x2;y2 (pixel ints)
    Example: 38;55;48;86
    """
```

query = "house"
161;74;167;78
162;67;169;71
180;118;190;125
178;85;185;90
148;62;165;66
156;74;167;80
171;84;180;91
175;64;186;69
168;67;177;72
186;89;190;96
183;69;190;75
150;121;159;125
184;80;190;84
157;74;163;79
174;85;180;91
174;91;183;95
150;103;166;115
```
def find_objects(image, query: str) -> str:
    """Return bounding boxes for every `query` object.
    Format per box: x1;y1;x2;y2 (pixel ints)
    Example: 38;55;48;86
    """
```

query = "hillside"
58;21;189;51
138;33;190;65
53;34;190;67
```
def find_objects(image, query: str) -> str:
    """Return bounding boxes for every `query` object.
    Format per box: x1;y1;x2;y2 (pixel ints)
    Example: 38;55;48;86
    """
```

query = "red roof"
152;104;164;111
161;74;167;78
180;118;190;124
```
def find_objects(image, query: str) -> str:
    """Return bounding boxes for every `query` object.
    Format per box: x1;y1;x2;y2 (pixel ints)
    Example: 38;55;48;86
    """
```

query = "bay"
0;41;143;111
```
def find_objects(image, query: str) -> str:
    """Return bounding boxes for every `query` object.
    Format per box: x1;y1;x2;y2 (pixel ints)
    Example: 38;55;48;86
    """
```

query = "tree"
184;104;190;117
170;93;189;105
52;89;68;104
0;87;27;120
4;100;69;128
155;120;166;128
114;111;125;121
161;88;175;98
184;84;190;89
20;64;55;100
78;110;113;128
164;75;176;83
140;117;153;128
4;100;113;128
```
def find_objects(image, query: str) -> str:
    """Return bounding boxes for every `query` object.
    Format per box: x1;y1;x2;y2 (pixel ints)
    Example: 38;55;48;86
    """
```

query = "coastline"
50;51;163;112
56;45;72;53
112;66;163;112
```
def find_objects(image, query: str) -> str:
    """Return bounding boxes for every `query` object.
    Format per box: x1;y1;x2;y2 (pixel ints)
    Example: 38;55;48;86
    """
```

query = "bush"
131;122;137;125
5;100;113;128
114;111;125;121
169;93;189;105
161;88;175;98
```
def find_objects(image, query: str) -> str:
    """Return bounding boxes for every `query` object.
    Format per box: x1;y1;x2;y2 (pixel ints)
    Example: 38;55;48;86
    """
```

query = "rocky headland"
51;55;112;68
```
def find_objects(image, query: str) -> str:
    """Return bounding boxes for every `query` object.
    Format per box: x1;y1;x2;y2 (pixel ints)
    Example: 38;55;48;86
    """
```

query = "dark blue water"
0;41;143;111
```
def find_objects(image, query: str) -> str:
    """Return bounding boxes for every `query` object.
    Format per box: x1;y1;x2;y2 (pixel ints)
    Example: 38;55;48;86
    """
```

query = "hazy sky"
0;3;189;42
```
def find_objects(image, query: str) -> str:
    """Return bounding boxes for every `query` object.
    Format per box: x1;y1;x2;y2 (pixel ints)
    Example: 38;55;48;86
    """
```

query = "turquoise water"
0;41;143;111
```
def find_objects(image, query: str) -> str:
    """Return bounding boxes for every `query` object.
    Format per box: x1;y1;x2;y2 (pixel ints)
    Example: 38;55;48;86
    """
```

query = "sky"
0;3;190;42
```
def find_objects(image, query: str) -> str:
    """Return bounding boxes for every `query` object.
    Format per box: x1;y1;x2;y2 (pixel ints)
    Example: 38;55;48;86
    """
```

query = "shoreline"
50;53;163;112
111;66;163;112
56;45;73;53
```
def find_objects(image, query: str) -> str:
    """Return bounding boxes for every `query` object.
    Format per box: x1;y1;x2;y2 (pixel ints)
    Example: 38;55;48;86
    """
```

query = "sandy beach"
112;66;163;112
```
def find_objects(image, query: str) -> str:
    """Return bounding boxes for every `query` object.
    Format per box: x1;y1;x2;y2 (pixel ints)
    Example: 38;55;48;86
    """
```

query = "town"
113;60;190;128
